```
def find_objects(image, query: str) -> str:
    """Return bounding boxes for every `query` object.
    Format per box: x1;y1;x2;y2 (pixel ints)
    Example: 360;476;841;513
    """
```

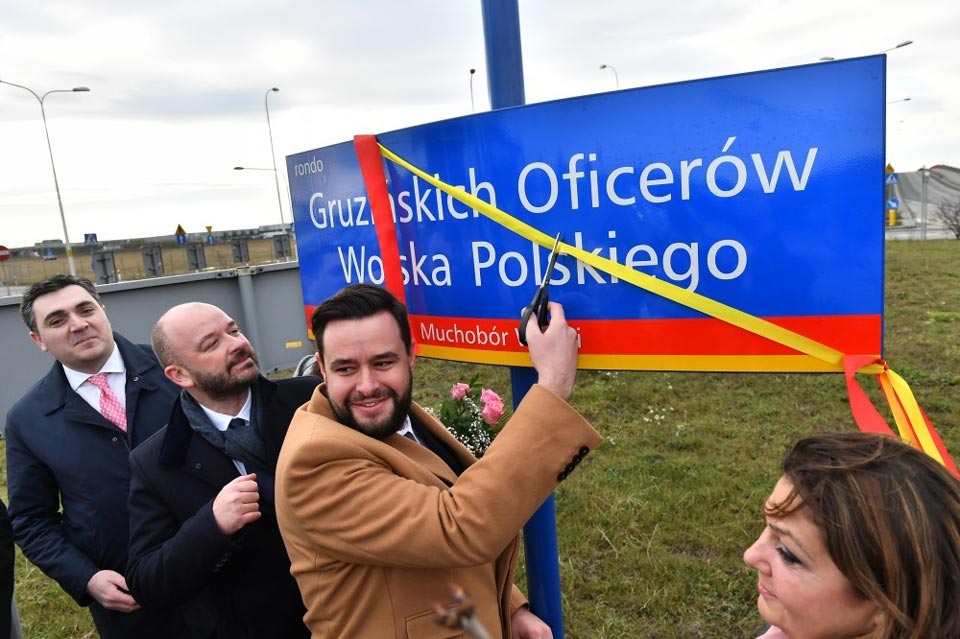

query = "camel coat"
276;383;601;639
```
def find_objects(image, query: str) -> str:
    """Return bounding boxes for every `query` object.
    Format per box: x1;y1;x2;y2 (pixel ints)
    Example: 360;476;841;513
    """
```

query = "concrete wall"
0;263;314;430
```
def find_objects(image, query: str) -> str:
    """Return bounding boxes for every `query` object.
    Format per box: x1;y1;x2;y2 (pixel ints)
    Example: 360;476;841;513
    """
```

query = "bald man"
126;303;319;638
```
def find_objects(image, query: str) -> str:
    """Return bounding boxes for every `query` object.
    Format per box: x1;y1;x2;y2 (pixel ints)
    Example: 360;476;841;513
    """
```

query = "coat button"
132;376;139;382
112;436;118;443
195;463;202;470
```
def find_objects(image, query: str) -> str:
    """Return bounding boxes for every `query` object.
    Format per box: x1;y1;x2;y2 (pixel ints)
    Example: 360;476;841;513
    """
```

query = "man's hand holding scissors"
519;234;578;400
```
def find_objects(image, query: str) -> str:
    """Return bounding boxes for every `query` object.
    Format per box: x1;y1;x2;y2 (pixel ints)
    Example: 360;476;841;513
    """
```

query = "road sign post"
287;55;885;637
175;224;187;246
288;56;885;372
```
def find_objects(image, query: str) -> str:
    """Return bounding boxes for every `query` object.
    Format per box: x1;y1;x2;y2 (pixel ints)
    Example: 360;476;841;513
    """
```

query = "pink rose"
450;382;470;401
480;389;505;425
480;388;501;404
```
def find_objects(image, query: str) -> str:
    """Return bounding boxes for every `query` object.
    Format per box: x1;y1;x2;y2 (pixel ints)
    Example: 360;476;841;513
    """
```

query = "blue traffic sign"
84;233;99;247
175;234;187;245
886;197;900;211
206;234;216;245
288;56;885;372
885;172;898;185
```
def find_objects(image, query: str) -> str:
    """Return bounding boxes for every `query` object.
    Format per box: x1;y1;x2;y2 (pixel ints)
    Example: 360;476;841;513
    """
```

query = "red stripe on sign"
353;135;406;304
408;313;882;357
304;306;316;339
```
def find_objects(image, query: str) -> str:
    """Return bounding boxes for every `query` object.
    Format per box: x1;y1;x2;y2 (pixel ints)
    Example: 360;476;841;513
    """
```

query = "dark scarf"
179;386;270;473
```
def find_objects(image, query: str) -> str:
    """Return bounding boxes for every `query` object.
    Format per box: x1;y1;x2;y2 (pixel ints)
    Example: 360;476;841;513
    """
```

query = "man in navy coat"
4;275;187;638
126;302;318;638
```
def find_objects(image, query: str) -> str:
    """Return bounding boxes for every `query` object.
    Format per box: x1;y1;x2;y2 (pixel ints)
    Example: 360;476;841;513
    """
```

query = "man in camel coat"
276;284;601;639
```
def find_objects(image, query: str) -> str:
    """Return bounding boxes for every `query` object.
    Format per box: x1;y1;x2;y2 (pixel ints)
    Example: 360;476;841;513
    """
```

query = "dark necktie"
226;418;275;501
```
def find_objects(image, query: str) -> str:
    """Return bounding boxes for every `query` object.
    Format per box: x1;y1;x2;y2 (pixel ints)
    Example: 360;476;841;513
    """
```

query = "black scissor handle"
518;288;549;346
519;233;562;347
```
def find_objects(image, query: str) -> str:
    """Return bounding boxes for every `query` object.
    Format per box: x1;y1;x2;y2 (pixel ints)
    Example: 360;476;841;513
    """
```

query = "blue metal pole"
481;0;525;109
509;368;565;637
481;2;565;636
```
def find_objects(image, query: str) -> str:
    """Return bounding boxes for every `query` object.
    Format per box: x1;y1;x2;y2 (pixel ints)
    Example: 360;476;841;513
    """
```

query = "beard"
330;381;413;440
190;349;260;401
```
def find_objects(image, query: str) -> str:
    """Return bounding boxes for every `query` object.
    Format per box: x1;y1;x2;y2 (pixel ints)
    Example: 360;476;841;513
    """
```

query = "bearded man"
125;302;319;638
276;284;601;639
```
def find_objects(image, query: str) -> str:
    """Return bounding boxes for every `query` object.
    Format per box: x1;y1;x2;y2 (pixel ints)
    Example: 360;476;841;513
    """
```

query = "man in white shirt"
126;302;318;638
5;275;186;639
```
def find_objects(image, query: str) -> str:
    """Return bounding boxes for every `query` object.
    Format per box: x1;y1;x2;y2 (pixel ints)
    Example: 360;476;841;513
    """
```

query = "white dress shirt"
64;346;127;415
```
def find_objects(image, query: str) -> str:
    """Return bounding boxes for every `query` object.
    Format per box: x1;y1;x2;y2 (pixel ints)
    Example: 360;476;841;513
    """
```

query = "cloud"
1;0;955;247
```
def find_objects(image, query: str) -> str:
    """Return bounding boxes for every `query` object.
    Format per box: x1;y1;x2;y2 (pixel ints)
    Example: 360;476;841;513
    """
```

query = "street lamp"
820;39;913;62
599;64;619;90
882;40;913;53
1;79;89;276
469;68;476;113
234;166;293;206
264;87;285;233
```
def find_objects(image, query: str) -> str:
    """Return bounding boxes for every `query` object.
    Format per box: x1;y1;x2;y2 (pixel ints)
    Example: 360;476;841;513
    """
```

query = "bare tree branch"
935;197;960;239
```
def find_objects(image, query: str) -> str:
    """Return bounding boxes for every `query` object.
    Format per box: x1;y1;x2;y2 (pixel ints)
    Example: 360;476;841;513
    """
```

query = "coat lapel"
389;434;458;486
114;334;164;441
180;434;241;490
409;403;477;472
37;361;118;432
304;384;472;487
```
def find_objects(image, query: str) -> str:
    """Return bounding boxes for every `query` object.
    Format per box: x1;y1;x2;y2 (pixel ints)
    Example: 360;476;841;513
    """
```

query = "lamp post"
599;64;619;90
1;80;89;276
264;87;285;233
882;40;914;53
920;167;931;241
820;39;913;62
469;68;476;113
234;166;293;209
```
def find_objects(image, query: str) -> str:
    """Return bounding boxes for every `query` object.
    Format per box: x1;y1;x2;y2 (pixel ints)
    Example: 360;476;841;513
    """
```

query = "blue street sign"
175;234;187;245
288;56;885;372
885;172;898;185
206;234;216;245
84;233;99;247
886;197;900;211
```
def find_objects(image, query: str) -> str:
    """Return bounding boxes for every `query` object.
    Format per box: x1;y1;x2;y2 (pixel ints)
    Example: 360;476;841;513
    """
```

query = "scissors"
518;233;563;347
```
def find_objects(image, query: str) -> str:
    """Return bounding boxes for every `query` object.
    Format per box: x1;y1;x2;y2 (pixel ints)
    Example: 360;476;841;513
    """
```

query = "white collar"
395;416;416;441
64;345;125;392
199;389;253;432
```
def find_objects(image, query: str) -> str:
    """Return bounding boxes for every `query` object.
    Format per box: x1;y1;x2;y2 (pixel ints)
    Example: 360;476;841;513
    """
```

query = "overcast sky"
1;0;955;249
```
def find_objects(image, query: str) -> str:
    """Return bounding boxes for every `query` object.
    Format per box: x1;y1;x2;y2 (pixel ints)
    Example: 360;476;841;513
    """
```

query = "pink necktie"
86;373;127;432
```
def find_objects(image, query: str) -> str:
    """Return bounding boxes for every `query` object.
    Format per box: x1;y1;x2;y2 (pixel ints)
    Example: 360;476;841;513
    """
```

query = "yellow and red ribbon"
352;135;956;474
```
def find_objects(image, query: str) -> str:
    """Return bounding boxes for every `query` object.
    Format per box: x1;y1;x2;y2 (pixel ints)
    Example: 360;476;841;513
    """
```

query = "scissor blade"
541;233;563;286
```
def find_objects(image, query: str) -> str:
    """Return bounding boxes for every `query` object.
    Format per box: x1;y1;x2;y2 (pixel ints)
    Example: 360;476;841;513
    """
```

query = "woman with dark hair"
744;431;960;639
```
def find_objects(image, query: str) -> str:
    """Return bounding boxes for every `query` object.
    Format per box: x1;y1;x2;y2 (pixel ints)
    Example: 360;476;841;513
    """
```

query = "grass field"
2;239;957;638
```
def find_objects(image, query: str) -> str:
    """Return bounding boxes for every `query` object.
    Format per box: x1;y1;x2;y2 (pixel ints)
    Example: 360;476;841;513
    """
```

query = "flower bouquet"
437;373;509;457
